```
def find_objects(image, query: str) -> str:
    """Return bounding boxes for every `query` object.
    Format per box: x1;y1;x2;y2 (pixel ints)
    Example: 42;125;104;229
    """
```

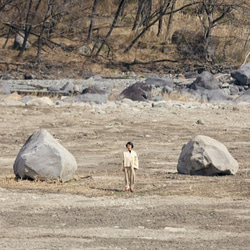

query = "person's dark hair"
126;141;134;148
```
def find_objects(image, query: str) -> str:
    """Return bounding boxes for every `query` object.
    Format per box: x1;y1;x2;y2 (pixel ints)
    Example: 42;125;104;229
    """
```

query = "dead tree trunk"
87;0;98;42
165;0;176;41
17;0;34;58
95;0;126;56
125;1;201;53
18;0;42;58
133;0;152;30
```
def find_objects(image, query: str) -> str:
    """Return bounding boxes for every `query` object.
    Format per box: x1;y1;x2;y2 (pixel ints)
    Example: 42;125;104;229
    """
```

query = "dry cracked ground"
0;100;249;249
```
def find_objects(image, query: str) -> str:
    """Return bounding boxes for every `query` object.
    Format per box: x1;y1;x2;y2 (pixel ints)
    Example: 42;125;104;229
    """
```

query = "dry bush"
0;0;249;76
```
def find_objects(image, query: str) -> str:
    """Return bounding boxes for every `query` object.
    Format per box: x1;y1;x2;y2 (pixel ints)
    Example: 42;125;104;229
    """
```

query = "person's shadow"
95;188;123;192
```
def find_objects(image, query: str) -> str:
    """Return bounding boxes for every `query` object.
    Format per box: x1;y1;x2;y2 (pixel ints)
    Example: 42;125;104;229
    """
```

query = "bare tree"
87;0;98;42
124;1;201;53
18;0;42;58
0;0;13;12
36;0;68;61
95;0;127;56
165;0;176;41
132;0;152;31
196;0;247;61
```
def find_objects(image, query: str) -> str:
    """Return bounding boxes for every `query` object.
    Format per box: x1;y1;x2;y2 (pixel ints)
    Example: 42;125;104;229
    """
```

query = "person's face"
127;144;132;151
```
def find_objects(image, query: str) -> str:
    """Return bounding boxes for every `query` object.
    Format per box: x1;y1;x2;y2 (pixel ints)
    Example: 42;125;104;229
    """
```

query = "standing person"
122;141;139;192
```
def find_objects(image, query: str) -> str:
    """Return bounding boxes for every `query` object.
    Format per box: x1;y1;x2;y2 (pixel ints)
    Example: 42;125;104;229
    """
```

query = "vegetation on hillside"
0;0;249;78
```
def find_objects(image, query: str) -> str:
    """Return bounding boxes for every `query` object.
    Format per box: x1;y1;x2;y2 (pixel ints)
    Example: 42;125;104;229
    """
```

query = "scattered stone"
60;82;75;95
152;102;167;108
177;135;239;176
221;82;229;88
196;119;204;125
118;82;152;101
78;45;91;56
184;71;199;79
231;63;250;85
189;71;222;90
47;85;61;92
24;73;34;80
162;85;173;94
13;129;77;182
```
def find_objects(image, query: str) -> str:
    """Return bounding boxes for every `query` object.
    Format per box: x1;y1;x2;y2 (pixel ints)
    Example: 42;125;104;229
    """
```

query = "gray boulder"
231;64;250;85
118;82;152;101
177;135;239;176
60;82;75;95
189;71;222;90
13;129;77;182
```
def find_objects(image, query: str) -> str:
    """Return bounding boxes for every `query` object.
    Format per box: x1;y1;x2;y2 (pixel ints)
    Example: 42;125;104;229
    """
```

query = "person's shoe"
130;189;134;192
125;189;130;192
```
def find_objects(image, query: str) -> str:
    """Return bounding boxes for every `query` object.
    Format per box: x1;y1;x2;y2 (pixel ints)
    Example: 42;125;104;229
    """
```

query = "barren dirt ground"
0;101;250;249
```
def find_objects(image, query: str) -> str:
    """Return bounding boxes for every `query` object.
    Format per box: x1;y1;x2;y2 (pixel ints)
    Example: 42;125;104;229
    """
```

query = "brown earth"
0;100;250;249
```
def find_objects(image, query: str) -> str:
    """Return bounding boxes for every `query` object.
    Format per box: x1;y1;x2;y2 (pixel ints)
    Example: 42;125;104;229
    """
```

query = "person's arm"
122;152;125;172
133;151;139;170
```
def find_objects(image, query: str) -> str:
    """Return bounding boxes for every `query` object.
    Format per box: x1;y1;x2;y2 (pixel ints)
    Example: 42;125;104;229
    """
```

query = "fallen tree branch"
0;61;27;66
128;58;178;65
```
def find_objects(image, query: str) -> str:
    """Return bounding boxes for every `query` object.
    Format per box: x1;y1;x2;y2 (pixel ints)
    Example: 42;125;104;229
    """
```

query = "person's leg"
124;167;130;191
130;168;135;192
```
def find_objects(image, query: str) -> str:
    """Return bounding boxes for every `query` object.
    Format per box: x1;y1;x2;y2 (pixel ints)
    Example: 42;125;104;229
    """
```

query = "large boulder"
118;82;152;101
13;129;77;182
189;71;222;90
231;64;250;85
177;135;239;176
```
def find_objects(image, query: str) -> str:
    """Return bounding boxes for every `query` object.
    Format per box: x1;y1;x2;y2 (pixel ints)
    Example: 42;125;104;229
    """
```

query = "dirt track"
0;100;250;249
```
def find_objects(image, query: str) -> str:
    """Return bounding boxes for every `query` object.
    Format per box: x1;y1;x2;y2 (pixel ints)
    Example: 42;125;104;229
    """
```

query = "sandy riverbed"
0;99;249;249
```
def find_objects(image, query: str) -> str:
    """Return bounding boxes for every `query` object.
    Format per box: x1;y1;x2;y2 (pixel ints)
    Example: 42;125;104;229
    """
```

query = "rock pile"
0;64;250;106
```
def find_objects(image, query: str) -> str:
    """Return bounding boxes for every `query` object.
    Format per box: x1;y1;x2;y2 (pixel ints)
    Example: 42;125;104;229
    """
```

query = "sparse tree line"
0;0;249;64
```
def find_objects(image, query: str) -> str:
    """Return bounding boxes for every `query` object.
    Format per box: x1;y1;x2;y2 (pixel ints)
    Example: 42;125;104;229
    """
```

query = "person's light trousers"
124;167;135;190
